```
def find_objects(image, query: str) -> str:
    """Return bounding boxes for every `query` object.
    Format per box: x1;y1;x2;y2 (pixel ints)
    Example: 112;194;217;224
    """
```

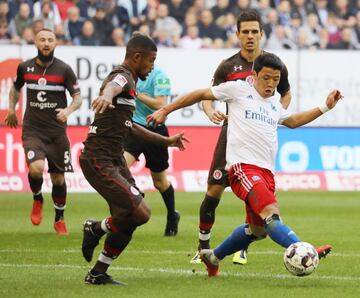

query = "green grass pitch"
1;191;360;298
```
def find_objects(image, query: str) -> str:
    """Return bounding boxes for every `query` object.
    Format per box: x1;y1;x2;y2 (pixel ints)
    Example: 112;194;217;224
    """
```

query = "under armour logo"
27;67;34;72
234;65;242;71
89;125;97;134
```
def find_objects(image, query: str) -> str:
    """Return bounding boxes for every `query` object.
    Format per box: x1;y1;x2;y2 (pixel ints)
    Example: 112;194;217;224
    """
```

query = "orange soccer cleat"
54;219;69;236
30;200;43;225
316;244;332;259
200;249;220;277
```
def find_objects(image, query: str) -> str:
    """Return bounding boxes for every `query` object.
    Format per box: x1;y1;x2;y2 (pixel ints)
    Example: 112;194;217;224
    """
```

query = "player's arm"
281;90;343;128
92;81;121;113
137;93;167;110
56;92;82;123
5;85;21;128
280;90;292;110
201;64;227;124
131;123;190;150
278;63;291;109
147;88;215;126
202;100;226;125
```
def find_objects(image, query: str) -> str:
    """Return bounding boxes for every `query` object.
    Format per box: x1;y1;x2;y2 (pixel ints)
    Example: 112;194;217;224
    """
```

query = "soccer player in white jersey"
147;53;342;276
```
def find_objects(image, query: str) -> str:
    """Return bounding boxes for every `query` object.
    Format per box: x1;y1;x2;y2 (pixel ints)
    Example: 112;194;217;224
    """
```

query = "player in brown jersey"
79;34;189;285
191;10;293;264
5;29;82;235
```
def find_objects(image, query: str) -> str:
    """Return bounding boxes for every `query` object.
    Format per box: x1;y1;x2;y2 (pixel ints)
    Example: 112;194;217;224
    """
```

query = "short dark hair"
236;9;263;32
254;53;283;73
125;34;157;58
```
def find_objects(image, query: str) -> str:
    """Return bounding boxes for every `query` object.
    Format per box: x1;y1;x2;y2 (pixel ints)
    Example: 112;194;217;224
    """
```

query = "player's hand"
325;89;343;110
167;131;190;151
146;108;167;127
55;108;70;123
91;95;115;114
206;109;227;125
5;111;18;128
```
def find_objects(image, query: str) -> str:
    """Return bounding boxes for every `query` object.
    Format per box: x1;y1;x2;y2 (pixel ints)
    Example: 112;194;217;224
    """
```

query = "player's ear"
132;52;142;64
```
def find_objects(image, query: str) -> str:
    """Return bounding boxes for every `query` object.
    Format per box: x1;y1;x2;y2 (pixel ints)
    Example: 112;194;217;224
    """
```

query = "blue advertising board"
276;127;360;172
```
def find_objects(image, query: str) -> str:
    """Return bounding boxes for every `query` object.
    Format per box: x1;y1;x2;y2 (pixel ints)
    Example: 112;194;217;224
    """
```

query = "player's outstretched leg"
265;214;301;248
316;244;332;259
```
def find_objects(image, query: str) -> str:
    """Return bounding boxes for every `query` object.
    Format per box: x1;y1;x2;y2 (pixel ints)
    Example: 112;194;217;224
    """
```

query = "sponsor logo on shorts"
130;186;140;196
252;175;260;182
213;169;223;180
27;150;35;160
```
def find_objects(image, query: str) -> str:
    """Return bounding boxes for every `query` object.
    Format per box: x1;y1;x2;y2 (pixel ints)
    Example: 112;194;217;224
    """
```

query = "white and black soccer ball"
283;242;319;276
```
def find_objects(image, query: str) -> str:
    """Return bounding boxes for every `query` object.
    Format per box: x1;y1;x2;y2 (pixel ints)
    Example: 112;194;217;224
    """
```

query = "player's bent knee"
264;213;281;225
249;224;267;240
28;164;44;177
133;201;151;226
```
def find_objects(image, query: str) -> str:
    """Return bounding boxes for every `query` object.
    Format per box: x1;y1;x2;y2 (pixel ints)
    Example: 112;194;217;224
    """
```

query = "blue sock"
213;224;256;260
265;215;300;248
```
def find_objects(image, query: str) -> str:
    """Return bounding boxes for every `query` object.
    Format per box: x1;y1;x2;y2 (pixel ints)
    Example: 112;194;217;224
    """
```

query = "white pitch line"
0;262;359;282
0;249;358;258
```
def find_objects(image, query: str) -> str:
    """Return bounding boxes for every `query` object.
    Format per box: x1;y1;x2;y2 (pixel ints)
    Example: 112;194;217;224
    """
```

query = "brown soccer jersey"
82;64;138;159
13;57;80;136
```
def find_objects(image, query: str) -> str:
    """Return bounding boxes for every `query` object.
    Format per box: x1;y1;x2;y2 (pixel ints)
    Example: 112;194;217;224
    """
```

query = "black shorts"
79;155;144;216
207;123;229;187
22;132;73;173
124;124;169;173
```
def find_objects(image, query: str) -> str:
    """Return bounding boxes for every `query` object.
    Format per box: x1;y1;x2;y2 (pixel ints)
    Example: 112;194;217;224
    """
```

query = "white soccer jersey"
211;80;291;173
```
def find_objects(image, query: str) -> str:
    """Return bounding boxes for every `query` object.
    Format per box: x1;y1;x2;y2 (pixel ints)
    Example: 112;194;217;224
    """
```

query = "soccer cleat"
82;220;102;262
30;200;43;225
54;219;69;235
200;249;220;277
190;250;202;264
316;244;332;259
232;249;248;265
85;271;127;286
164;210;181;236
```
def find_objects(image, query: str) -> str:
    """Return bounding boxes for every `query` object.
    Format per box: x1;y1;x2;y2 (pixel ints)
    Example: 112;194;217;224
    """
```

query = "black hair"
253;53;283;73
236;9;263;32
125;34;157;58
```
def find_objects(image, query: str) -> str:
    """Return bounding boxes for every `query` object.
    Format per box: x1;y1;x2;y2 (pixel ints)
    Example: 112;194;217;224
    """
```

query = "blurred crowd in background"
0;0;359;50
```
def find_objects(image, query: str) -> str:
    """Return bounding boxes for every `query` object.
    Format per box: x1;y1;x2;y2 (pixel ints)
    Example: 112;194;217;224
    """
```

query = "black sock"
199;195;220;249
160;184;175;220
28;174;43;202
52;184;66;222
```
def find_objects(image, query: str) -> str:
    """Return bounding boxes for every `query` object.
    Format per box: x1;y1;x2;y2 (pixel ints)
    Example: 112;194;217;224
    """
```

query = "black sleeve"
277;63;290;96
13;63;25;90
64;64;80;96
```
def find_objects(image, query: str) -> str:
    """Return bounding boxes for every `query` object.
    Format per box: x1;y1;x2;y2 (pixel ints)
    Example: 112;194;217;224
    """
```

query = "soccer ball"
283;242;319;276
